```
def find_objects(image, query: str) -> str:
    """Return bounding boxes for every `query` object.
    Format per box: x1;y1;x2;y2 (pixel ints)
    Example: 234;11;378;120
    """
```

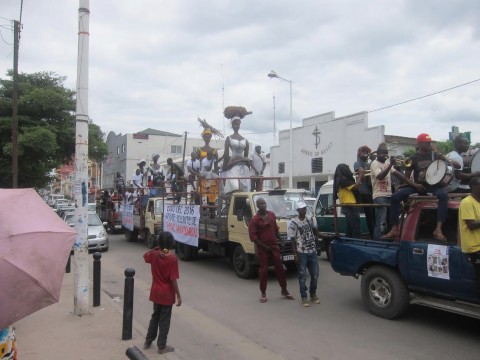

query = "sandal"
259;297;268;303
381;232;399;240
433;233;447;241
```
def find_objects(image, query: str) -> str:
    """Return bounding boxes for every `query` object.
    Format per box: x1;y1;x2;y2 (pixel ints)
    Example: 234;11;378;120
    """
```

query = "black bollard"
122;267;135;340
65;253;71;273
93;252;102;307
125;345;150;360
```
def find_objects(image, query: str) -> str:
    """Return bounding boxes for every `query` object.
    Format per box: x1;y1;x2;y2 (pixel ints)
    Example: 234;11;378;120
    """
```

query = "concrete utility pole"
11;20;20;188
73;0;90;315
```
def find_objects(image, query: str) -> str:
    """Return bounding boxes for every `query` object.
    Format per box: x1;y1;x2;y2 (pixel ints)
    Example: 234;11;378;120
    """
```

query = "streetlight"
268;70;293;188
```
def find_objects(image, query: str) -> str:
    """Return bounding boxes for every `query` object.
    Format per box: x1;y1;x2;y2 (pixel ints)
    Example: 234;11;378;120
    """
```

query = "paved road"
100;233;480;360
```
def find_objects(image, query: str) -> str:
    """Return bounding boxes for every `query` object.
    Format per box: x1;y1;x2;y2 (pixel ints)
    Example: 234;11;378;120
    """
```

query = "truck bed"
330;237;399;276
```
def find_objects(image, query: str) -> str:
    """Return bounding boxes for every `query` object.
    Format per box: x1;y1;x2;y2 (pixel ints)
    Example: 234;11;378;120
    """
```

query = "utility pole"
73;0;90;315
181;131;187;170
12;20;20;188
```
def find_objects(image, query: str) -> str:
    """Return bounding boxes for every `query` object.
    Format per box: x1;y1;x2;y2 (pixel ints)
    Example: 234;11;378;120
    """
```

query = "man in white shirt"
249;145;266;191
201;149;218;190
447;135;480;193
186;152;201;191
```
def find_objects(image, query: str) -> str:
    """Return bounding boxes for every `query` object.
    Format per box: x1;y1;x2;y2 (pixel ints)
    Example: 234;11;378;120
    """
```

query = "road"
100;233;480;360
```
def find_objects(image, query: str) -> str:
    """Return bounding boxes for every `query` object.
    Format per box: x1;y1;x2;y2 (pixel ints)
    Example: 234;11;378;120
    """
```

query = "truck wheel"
232;246;257;279
176;242;198;261
147;231;157;249
125;229;133;242
361;265;409;319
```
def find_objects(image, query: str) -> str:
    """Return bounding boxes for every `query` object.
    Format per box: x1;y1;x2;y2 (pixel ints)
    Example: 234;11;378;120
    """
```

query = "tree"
0;70;108;189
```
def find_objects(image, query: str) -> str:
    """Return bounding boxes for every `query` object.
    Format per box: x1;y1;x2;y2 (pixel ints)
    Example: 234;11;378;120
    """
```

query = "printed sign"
427;244;450;280
122;204;134;231
163;204;200;246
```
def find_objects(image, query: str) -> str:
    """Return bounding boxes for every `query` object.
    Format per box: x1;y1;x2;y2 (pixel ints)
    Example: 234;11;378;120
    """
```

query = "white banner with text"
163;204;200;246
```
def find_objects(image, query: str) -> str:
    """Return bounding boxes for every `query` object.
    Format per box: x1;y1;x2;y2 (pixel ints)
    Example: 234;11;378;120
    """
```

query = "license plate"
283;255;294;261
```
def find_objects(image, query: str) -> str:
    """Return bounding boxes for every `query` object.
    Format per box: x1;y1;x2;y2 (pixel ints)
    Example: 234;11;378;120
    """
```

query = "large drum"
462;148;480;173
426;160;454;187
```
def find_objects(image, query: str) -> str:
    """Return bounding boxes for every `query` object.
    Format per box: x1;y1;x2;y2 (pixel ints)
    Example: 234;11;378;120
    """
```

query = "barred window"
278;162;285;174
311;157;323;173
171;145;182;154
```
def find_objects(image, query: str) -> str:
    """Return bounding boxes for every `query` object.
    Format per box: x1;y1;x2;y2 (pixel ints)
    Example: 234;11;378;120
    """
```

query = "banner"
122;204;134;231
427;244;449;280
163;204;200;246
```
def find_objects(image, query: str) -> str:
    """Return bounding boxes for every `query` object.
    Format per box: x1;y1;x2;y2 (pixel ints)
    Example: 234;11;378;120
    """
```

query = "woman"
333;163;363;238
222;106;252;193
197;119;223;203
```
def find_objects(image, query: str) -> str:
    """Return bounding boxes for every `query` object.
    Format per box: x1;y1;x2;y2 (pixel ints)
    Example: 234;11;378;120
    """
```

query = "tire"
176;242;198;261
232;246;257;279
361;265;410;319
285;261;297;272
125;229;138;242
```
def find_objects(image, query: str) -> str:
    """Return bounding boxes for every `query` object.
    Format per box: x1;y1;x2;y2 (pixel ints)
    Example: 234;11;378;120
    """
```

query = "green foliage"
0;70;108;188
403;148;416;159
434;139;454;155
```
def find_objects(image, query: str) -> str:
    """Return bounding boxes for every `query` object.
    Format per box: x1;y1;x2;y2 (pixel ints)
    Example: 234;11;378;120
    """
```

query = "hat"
137;158;146;165
152;153;160;160
296;202;307;210
416;133;432;144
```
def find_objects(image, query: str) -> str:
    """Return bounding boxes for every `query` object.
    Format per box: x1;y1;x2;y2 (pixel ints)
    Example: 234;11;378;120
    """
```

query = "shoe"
158;345;175;354
281;290;295;300
302;298;310;307
259;297;268;303
310;294;320;304
143;341;152;350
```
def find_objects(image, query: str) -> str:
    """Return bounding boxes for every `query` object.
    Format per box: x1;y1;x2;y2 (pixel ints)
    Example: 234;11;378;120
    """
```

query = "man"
114;172;125;195
383;133;449;240
354;146;375;239
447;135;480;193
459;177;480;297
287;202;322;307
248;198;294;303
166;158;185;204
186;152;200;191
249;145;267;191
200;149;219;191
370;143;395;240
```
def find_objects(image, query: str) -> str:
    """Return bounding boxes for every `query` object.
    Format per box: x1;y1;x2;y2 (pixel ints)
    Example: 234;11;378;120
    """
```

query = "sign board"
163;204;200;246
122;204;134;231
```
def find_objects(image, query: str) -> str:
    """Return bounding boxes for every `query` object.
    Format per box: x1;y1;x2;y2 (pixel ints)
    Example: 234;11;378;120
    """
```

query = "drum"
426;160;454;187
462;148;480;173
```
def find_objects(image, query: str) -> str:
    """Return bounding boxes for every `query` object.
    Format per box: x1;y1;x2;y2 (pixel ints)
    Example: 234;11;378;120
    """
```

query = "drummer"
447;135;480;193
382;133;449;241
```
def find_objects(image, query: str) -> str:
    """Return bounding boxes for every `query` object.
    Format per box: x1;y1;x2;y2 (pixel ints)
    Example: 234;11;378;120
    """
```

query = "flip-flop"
381;233;399;240
259;297;268;303
433;233;447;241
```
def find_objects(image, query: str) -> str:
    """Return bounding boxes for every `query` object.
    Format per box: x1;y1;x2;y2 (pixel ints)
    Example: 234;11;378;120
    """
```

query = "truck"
123;195;166;248
174;188;298;279
97;191;124;234
329;194;480;320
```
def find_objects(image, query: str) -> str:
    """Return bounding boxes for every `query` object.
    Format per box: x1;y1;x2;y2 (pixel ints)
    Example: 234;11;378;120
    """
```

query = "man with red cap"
382;133;449;241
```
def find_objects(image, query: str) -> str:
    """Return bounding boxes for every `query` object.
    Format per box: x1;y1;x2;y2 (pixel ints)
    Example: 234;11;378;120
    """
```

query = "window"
122;144;125;153
192;146;199;154
311;157;323;173
278;162;285;174
116;146;119;155
416;208;458;244
171;145;182;154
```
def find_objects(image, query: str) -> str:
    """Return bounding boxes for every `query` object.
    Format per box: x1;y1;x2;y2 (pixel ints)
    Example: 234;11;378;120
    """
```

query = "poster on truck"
427;244;450;280
122;204;134;231
164;204;200;246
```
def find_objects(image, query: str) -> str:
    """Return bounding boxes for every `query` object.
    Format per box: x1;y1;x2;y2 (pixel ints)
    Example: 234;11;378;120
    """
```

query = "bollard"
65;253;71;273
125;345;150;360
93;252;102;307
122;267;135;340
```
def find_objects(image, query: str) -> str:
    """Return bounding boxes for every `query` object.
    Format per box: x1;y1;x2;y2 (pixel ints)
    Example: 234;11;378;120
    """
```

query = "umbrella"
0;188;75;328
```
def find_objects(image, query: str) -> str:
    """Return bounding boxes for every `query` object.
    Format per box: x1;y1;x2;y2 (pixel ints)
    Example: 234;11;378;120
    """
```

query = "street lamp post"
268;70;293;188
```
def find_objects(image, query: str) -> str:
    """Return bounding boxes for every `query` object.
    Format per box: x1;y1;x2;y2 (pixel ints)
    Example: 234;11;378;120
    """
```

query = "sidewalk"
13;272;181;360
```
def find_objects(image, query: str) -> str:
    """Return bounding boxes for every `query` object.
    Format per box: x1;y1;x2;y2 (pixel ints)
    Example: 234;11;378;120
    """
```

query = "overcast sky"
1;0;480;151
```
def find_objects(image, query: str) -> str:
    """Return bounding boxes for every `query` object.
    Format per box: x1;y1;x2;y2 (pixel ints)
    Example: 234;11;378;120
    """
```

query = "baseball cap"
416;133;432;144
296;202;307;210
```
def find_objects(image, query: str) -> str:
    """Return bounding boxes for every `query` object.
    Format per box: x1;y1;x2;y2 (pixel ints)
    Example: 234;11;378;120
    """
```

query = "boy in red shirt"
143;232;182;354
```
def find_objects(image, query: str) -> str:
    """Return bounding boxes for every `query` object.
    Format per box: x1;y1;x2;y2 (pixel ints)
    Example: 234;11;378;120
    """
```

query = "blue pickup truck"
330;195;480;319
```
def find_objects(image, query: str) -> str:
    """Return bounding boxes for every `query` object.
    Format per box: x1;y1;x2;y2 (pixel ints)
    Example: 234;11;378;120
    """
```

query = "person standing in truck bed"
459;177;480;297
249;197;294;303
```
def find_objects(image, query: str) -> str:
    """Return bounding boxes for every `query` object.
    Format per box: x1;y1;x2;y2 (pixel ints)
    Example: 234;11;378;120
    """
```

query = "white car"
64;212;109;252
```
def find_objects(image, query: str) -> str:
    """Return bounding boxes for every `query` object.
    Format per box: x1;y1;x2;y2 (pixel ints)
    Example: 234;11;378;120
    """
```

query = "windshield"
88;213;103;226
154;199;164;215
252;192;314;219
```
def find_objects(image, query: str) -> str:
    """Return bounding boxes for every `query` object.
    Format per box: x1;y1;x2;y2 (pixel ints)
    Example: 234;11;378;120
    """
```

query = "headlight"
99;230;106;238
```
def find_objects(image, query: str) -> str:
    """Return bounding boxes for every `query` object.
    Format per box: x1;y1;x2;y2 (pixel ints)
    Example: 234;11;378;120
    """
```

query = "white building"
269;111;416;194
102;128;224;189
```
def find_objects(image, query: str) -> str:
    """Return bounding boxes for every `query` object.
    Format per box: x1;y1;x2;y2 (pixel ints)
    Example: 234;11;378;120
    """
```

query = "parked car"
63;212;109;252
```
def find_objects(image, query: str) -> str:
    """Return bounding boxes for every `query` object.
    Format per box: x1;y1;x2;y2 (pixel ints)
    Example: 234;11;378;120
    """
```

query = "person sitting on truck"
248;197;294;303
200;149;219;192
459;177;480;297
354;145;375;239
186;152;201;191
149;153;165;196
370;143;395;240
333;163;363;238
114;172;125;196
382;133;449;241
166;158;185;204
249;145;267;192
447;135;480;193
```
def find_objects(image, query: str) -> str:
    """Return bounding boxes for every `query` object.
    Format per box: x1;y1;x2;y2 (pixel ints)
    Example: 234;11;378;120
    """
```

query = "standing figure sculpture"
222;106;252;193
197;118;223;203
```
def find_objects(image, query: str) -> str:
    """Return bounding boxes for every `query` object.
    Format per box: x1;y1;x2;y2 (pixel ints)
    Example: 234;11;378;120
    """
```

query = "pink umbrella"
0;188;75;328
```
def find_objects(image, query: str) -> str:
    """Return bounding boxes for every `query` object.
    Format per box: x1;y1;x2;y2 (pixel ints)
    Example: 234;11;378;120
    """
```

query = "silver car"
64;212;109;252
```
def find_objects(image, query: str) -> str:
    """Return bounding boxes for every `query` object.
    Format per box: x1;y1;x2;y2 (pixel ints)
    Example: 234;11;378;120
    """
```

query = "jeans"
373;197;390;240
342;206;360;237
389;186;448;225
145;303;173;348
297;252;319;299
358;193;375;239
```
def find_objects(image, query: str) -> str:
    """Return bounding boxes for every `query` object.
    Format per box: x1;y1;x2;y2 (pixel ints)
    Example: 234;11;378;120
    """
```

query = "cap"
296;202;307;210
137;158;147;165
416;133;432;144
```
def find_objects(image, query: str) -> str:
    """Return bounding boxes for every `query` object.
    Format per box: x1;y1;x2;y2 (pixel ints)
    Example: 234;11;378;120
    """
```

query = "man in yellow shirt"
459;177;480;297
